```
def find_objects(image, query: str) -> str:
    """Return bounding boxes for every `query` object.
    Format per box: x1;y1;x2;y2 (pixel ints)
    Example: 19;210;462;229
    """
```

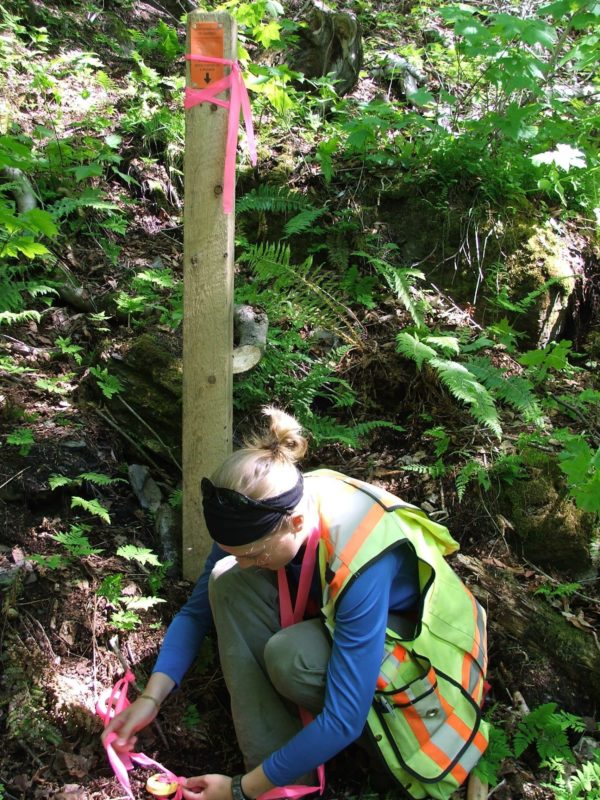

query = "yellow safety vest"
307;470;489;800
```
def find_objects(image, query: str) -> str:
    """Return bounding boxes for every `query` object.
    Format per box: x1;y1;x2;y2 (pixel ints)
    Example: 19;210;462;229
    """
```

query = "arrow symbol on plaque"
204;72;211;84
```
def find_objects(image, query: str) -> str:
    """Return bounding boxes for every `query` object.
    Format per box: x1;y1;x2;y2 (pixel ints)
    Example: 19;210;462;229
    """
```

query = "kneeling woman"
104;407;489;800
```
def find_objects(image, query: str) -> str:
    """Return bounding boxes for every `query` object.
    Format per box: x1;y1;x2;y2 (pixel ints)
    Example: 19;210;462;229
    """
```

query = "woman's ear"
290;513;304;533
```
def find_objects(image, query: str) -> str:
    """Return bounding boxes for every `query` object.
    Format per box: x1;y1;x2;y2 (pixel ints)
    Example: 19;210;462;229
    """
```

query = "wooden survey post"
183;12;236;581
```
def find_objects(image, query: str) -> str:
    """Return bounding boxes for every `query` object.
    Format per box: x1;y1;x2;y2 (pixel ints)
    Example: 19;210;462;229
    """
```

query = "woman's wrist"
231;774;252;800
139;694;161;710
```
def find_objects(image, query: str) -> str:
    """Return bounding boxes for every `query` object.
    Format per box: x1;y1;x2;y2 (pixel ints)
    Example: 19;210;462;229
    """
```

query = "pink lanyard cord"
184;55;257;214
96;671;185;800
261;528;325;800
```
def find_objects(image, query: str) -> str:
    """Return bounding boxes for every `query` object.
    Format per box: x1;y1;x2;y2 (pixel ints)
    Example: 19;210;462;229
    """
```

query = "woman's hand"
101;696;159;753
182;774;233;800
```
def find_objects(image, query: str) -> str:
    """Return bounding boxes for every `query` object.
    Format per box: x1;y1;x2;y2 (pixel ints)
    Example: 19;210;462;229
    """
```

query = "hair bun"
246;406;308;463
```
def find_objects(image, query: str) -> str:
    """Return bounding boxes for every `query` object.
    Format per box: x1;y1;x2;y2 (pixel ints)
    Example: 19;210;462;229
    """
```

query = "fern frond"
425;335;460;355
467;356;544;425
401;460;446;478
0;309;41;325
303;416;404;447
284;206;326;238
327;230;351;271
236;185;312;215
396;331;437;369
239;242;363;347
456;460;490;501
429;358;502;438
26;282;59;298
376;265;425;327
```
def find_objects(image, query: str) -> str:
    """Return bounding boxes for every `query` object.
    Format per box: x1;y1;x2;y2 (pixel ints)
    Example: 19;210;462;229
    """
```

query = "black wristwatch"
231;774;251;800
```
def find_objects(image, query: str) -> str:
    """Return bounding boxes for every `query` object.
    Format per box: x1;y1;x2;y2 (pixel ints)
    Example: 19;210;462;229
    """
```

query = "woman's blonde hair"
211;407;307;500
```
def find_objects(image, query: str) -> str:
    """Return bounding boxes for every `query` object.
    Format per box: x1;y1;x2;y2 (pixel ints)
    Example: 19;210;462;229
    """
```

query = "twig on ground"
116;395;182;473
0;467;30;491
95;407;167;477
19;740;43;767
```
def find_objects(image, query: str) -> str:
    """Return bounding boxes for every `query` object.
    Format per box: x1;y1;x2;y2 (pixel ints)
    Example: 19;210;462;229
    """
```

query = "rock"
502;222;580;347
106;332;183;464
128;464;162;512
370;53;426;99
374;196;592;348
155;503;180;574
499;447;598;578
288;0;362;97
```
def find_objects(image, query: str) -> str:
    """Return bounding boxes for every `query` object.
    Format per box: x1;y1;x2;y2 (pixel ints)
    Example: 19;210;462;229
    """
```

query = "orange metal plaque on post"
190;21;225;87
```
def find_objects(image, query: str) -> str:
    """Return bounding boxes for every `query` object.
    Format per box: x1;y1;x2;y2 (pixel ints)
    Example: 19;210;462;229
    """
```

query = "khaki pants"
208;556;330;777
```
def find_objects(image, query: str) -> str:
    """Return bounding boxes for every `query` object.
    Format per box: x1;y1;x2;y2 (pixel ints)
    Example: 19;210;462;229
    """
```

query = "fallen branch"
2;166;37;213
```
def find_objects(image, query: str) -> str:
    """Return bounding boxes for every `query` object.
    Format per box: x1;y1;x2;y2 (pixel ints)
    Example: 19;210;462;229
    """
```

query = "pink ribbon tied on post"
96;670;186;799
185;55;258;214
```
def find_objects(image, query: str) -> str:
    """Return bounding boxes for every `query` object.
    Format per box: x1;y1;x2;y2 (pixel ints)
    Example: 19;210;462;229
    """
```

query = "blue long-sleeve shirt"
153;541;418;786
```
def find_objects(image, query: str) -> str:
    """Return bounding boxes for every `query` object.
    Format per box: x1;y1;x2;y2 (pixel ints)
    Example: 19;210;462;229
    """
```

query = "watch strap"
231;774;251;800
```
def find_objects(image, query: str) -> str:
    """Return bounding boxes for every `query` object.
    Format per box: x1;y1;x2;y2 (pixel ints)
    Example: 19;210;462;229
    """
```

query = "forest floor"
1;0;599;799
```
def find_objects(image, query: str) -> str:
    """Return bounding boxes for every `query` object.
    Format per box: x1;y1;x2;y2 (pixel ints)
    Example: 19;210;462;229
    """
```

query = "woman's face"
218;516;306;570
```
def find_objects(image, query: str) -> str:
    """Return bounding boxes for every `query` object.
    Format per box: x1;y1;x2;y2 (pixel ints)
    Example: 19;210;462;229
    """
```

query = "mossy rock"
106;332;183;465
499;223;576;346
375;191;582;346
500;447;597;578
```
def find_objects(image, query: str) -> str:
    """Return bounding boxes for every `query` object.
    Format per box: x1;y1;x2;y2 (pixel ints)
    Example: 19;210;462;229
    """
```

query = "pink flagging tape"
261;527;326;800
185;55;257;214
96;671;185;799
97;528;325;799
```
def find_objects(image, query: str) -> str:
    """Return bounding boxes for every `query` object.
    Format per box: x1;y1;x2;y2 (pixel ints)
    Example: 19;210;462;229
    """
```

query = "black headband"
201;472;304;546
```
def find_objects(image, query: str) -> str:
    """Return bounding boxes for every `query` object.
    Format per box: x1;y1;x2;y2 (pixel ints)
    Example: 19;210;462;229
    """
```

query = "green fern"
117;544;162;566
71;496;111;524
514;703;585;764
473;723;513;785
466;356;544;425
396;331;438;368
238;242;363;347
303;415;404;448
429;358;502;438
425;335;461;356
0;309;42;325
456;459;491;501
355;252;425;327
4;662;62;748
401;460;447;478
396;333;502;437
284;206;327;237
236;185;312;214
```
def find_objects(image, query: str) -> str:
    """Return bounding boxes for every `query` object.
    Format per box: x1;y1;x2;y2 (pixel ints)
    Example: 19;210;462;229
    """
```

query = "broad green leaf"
255;20;281;47
21;208;58;238
11;239;49;259
73;163;104;182
522;20;557;47
104;134;122;149
407;88;436;107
